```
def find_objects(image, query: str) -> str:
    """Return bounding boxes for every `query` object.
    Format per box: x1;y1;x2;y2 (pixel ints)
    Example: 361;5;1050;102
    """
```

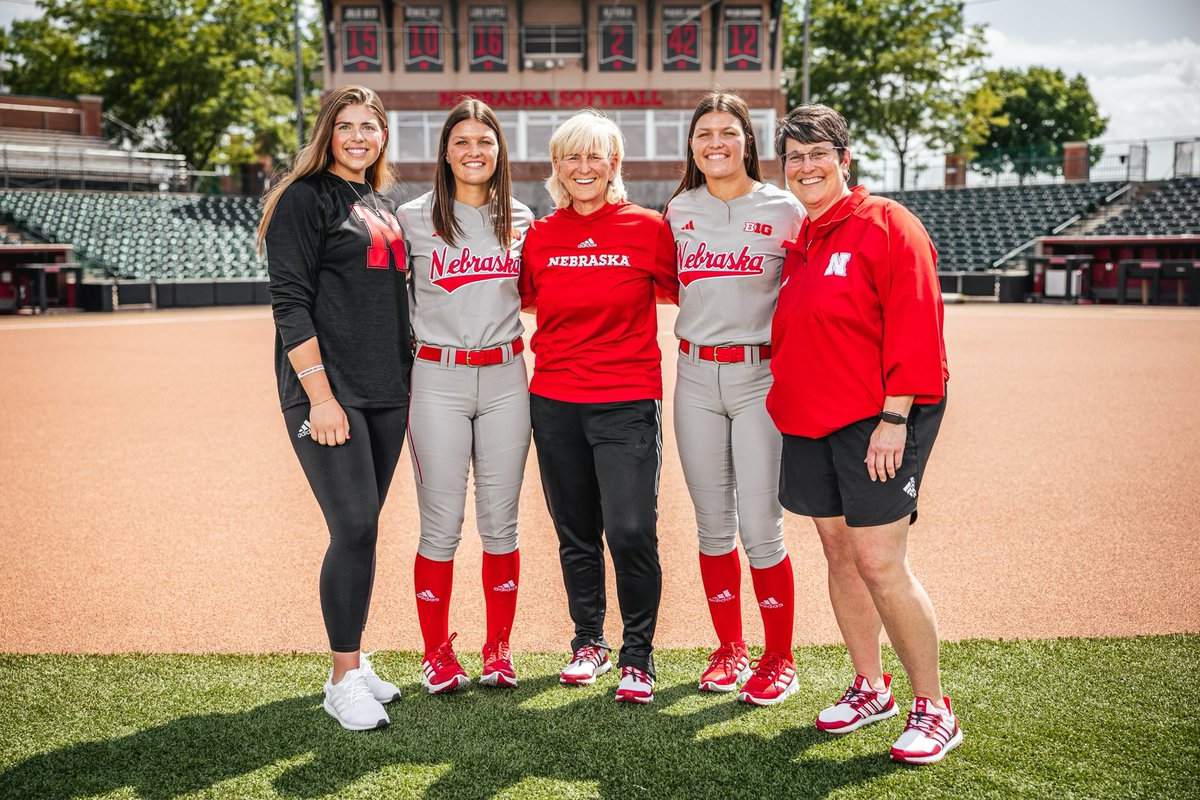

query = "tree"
784;0;988;188
971;67;1109;180
0;0;322;170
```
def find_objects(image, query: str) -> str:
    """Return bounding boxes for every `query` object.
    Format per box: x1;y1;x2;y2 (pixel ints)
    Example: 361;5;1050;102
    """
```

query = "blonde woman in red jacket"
767;104;960;765
519;109;676;704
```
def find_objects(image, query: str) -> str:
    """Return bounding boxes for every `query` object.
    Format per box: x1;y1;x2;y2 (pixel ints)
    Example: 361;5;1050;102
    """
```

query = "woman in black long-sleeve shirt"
257;85;412;731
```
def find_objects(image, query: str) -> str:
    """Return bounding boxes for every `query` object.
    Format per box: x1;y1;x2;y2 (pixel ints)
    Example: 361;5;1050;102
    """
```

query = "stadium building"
317;0;789;211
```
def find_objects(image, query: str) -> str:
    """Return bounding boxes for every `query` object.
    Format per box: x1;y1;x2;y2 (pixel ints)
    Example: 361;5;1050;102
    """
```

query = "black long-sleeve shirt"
266;171;412;410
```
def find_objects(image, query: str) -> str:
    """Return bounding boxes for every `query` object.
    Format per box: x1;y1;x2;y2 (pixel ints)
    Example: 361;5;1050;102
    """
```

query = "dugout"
1025;255;1094;303
0;242;77;314
1034;235;1200;304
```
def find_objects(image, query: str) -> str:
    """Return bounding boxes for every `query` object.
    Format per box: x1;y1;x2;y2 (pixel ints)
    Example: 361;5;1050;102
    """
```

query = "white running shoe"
815;672;898;734
559;644;613;685
359;651;401;703
890;696;963;764
615;665;654;704
323;668;389;731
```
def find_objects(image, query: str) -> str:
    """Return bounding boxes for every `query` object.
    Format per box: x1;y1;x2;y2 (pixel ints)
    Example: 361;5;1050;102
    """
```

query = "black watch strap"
879;410;908;425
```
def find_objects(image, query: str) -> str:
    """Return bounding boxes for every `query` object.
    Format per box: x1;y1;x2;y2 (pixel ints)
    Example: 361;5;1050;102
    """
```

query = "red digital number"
351;205;407;271
668;23;697;56
728;24;756;57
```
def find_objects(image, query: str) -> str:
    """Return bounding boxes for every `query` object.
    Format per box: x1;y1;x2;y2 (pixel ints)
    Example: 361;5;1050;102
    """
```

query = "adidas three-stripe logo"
577;237;597;248
759;596;783;609
296;420;311;439
415;589;439;602
707;589;735;603
492;580;517;593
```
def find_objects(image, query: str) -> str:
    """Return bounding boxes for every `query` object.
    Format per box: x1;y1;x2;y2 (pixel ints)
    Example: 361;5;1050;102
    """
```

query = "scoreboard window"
468;6;508;72
404;5;444;72
722;6;763;71
341;5;382;73
598;6;636;72
661;6;701;72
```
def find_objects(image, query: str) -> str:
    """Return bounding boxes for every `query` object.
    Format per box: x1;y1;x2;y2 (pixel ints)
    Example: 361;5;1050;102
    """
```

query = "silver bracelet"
297;364;325;379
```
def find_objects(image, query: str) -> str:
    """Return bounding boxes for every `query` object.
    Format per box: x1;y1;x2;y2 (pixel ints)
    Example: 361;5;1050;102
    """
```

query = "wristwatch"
879;411;908;425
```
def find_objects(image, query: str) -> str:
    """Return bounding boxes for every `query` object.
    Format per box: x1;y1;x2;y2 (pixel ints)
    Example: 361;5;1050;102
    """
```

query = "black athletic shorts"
779;392;946;528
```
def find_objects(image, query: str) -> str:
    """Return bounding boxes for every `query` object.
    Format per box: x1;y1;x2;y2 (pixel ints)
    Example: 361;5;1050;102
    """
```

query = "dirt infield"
1;304;1198;655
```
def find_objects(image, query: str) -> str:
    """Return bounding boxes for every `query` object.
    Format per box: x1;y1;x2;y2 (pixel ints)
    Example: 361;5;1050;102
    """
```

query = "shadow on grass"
0;674;900;799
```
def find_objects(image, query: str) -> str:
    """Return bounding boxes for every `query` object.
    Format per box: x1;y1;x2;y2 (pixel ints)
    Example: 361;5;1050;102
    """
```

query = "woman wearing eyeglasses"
767;104;958;765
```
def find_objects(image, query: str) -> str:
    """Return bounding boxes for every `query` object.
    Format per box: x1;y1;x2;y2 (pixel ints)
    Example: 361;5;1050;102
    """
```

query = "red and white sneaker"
698;641;751;692
736;651;798;706
559;644;613;685
480;630;517;688
421;632;470;694
815;672;899;733
890;696;963;764
615;665;654;703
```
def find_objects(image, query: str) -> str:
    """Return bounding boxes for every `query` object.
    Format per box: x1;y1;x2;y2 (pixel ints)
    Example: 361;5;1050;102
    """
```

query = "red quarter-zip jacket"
766;185;948;438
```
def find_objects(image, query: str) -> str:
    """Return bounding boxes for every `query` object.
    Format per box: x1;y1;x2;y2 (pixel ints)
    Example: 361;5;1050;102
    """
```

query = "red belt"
679;339;772;363
416;337;524;367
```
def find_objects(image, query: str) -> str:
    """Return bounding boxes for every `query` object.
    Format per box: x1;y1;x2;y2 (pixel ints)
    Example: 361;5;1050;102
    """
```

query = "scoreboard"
598;6;636;72
662;6;701;71
722;6;763;71
468;5;508;72
404;5;444;72
341;5;382;73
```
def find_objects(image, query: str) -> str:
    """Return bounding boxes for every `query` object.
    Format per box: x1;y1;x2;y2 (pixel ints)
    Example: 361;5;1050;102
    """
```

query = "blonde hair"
257;85;392;253
544;109;628;209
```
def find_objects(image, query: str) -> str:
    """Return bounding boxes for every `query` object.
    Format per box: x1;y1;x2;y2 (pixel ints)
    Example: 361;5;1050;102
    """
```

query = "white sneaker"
559;644;613;685
323;668;389;731
614;665;654;704
890;696;963;764
359;651;401;703
815;672;899;733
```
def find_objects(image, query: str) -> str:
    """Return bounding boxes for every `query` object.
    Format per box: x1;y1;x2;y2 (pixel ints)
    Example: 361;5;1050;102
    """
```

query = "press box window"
523;25;584;58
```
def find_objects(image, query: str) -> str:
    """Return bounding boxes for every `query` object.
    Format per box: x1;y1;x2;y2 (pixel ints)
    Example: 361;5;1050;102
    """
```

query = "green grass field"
1;635;1196;799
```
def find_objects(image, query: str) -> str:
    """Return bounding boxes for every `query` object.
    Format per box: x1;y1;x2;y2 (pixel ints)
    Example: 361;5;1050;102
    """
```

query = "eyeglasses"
782;147;844;168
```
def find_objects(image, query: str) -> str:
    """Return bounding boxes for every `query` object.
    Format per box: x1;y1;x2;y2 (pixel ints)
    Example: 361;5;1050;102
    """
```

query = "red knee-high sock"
750;554;794;656
699;550;744;645
414;554;454;657
482;548;520;643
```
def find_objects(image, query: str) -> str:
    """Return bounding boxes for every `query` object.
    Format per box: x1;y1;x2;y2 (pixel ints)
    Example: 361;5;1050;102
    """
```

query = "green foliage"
2;636;1198;799
0;0;322;170
783;0;988;188
972;66;1109;179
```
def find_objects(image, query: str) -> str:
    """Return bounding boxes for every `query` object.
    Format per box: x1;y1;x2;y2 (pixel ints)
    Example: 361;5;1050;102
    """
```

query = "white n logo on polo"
824;251;851;277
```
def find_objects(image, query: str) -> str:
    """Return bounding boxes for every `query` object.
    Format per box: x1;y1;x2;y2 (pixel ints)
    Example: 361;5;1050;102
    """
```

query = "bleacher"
0;190;264;280
1091;177;1200;237
879;181;1126;271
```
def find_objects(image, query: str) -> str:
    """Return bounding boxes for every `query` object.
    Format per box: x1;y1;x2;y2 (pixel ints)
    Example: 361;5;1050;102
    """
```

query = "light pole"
293;0;305;150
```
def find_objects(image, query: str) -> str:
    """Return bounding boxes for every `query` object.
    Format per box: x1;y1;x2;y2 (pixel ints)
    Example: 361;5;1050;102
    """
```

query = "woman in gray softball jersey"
398;99;534;694
664;92;803;705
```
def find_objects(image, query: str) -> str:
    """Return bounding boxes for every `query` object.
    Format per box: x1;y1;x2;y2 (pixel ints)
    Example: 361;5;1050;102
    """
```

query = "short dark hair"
774;103;850;156
670;90;762;202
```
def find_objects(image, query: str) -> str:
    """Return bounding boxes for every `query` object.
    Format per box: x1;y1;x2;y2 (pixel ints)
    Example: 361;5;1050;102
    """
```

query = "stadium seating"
1091;178;1200;237
878;181;1126;271
0;190;264;280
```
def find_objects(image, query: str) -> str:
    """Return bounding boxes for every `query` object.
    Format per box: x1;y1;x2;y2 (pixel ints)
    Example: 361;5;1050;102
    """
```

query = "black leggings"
530;394;663;677
284;403;408;653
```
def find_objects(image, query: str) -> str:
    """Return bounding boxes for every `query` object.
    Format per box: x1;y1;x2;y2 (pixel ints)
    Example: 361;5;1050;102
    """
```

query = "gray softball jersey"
666;183;802;345
399;192;534;349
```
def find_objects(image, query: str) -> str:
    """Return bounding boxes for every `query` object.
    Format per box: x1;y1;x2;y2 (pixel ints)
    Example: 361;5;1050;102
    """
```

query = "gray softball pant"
673;354;786;569
406;354;531;560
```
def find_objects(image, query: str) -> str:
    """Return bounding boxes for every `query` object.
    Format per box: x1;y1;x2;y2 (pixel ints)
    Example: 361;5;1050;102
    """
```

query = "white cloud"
980;29;1200;144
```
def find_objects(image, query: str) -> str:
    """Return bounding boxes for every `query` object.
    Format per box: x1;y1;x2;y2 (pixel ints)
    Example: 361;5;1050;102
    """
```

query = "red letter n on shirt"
351;204;407;270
